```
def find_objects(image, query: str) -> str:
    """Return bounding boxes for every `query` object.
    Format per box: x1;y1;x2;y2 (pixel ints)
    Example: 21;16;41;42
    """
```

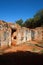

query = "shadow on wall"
0;51;43;65
11;28;17;35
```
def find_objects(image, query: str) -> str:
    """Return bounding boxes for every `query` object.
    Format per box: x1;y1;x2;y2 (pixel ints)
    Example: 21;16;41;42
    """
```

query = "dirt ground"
0;41;43;54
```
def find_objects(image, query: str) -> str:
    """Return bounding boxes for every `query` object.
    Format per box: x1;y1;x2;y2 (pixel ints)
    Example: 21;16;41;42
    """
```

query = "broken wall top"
0;20;43;31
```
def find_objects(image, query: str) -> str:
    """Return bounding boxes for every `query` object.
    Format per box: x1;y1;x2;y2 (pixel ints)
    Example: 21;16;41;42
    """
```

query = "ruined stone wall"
11;26;32;45
11;24;43;45
34;27;43;42
0;21;11;47
0;20;43;47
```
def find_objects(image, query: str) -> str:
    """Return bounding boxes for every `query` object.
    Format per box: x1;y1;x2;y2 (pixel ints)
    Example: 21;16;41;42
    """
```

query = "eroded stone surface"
0;20;43;48
0;20;11;47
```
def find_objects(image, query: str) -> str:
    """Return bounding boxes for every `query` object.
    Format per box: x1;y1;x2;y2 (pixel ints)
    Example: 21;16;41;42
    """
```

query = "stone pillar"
22;31;26;42
17;32;21;45
34;30;38;41
21;29;27;43
8;28;11;46
26;30;31;41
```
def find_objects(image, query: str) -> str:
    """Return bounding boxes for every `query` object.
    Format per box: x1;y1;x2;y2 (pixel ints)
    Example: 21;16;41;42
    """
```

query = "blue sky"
0;0;43;23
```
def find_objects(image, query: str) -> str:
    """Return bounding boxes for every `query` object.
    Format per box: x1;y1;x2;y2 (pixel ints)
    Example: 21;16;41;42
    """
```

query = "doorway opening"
11;28;17;35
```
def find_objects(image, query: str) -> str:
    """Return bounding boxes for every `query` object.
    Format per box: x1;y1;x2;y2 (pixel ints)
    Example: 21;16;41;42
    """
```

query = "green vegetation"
40;50;43;53
15;9;43;28
16;19;23;27
32;48;37;52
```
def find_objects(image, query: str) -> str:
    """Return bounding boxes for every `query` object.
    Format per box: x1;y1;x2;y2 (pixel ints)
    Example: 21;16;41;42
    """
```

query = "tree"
15;9;43;28
34;9;43;18
16;19;23;27
23;18;34;28
34;9;43;27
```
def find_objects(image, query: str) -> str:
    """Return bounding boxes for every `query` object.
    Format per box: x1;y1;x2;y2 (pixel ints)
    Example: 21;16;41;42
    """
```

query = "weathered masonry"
11;23;43;45
0;20;43;47
0;21;11;47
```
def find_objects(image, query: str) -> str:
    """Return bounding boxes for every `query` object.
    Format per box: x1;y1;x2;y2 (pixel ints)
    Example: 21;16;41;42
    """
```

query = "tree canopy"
16;19;23;27
15;9;43;28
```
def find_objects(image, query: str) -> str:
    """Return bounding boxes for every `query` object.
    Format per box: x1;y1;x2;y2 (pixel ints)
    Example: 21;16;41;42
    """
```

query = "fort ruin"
0;20;43;47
